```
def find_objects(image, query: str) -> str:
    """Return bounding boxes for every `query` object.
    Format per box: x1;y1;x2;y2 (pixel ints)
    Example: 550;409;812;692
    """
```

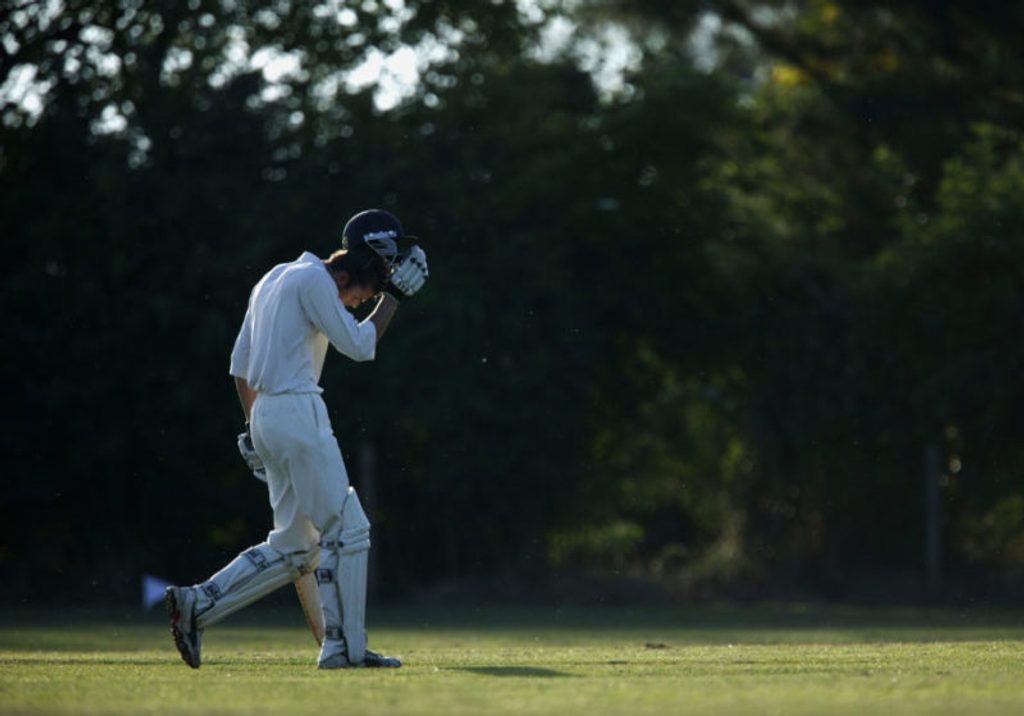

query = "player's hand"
237;430;267;482
387;246;428;299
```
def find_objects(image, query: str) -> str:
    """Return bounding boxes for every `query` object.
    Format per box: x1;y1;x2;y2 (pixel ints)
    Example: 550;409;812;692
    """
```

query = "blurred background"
2;0;1022;607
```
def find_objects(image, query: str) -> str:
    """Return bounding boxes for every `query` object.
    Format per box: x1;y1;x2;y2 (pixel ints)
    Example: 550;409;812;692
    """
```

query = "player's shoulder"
251;253;324;298
290;253;330;283
268;252;322;283
287;252;336;300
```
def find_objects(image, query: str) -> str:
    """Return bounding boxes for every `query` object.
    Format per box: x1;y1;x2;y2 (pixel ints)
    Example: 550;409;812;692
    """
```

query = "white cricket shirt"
229;251;377;394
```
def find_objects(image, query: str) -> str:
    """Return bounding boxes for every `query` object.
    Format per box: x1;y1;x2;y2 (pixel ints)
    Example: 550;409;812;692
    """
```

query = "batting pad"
194;543;319;629
316;487;371;665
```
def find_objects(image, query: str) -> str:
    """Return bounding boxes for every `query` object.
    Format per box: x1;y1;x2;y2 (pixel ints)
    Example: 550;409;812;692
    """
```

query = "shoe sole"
165;589;200;669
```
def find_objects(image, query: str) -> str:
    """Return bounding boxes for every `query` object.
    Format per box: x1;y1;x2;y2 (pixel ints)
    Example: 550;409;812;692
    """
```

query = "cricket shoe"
165;586;203;669
318;649;402;669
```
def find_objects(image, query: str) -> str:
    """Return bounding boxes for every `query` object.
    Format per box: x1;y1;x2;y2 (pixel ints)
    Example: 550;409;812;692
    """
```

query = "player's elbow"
350;326;378;362
351;346;376;362
337;339;376;362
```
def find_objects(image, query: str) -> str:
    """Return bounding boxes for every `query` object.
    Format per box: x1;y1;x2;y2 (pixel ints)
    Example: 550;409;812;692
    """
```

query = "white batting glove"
388;246;428;298
237;430;267;482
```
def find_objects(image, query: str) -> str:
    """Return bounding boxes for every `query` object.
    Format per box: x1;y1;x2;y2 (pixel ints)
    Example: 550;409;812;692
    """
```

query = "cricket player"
165;209;428;669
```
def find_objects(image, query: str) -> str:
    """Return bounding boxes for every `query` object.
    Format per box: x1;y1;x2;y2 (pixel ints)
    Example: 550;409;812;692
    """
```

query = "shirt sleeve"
300;272;377;362
229;301;254;378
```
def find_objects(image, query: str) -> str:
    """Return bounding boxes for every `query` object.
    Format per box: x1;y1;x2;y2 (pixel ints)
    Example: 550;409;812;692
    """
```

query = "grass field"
2;604;1023;715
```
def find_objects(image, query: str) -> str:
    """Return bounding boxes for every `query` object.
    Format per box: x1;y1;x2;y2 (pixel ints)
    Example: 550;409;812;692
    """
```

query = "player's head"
325;245;389;305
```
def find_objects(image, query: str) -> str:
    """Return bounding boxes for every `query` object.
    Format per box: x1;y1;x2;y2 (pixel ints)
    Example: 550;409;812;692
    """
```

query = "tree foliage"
2;0;1022;603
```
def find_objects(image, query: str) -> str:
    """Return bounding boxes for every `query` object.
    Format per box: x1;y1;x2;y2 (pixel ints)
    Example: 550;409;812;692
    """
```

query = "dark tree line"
2;0;1022;604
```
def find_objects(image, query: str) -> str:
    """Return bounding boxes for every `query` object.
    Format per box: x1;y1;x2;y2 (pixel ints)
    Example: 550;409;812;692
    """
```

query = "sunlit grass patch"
1;605;1022;715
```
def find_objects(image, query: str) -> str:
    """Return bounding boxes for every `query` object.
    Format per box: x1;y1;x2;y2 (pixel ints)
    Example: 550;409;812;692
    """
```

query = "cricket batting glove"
237;430;267;482
387;245;428;299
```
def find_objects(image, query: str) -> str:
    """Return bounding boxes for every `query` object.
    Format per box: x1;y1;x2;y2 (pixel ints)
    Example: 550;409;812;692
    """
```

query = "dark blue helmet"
341;209;417;266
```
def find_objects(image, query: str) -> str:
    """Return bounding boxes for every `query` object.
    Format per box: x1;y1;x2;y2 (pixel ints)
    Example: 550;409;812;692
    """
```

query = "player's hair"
325;246;389;293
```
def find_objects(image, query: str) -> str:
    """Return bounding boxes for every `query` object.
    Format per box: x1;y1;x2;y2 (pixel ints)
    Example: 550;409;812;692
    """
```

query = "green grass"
2;604;1023;715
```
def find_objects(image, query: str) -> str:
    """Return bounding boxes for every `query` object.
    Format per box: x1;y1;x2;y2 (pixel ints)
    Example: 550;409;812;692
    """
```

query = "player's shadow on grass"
454;666;573;678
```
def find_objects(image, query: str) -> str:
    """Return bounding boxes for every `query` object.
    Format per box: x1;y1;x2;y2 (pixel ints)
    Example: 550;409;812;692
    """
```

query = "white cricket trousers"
249;392;350;554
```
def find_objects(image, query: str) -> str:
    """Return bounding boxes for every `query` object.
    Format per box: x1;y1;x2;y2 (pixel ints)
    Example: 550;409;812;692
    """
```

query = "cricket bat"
294;572;325;645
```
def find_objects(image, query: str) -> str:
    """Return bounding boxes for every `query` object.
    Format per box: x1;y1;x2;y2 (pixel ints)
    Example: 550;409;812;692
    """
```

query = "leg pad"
317;487;371;665
195;543;318;630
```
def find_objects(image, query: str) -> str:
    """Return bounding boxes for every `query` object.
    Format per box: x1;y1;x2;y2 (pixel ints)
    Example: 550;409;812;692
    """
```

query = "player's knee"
340;488;371;552
319;487;371;555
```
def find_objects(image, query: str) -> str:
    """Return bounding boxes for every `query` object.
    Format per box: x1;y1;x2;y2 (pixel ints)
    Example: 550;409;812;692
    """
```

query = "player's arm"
234;376;258;423
367;293;399;342
228;299;265;478
302;278;379;361
232;375;265;479
228;294;257;422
